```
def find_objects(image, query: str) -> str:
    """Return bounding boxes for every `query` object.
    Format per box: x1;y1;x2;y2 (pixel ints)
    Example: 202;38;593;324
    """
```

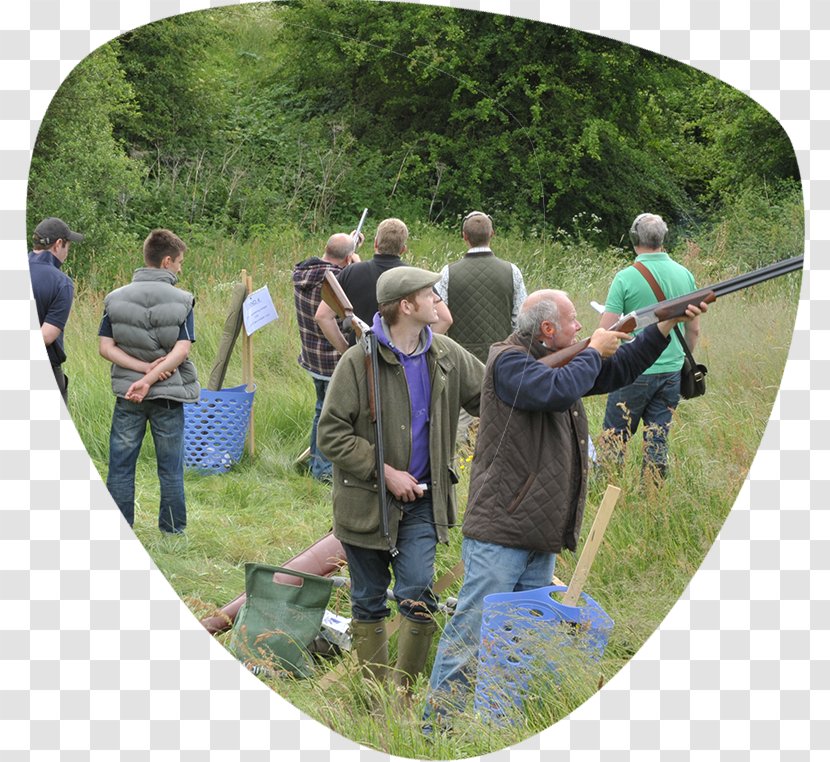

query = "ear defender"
462;210;495;235
629;213;647;247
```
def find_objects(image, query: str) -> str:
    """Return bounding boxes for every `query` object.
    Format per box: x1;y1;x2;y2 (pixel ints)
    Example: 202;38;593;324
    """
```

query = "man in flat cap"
318;266;483;695
28;217;84;403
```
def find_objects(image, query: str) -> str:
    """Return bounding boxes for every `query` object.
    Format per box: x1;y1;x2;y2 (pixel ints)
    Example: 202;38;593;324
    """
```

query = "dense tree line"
27;0;800;282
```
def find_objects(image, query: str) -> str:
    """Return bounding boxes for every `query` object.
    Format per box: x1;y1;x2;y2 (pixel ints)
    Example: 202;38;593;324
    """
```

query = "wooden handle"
538;337;591;369
321;270;354;318
241;270;255;456
561;484;621;607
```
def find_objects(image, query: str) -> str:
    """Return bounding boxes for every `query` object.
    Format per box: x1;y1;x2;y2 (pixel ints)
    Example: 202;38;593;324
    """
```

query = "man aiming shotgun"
317;266;483;695
314;217;452;353
423;252;802;729
423;289;709;729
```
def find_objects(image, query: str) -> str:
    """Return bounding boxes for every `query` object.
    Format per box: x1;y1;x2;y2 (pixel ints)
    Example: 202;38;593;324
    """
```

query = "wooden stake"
561;484;621;607
241;269;255;457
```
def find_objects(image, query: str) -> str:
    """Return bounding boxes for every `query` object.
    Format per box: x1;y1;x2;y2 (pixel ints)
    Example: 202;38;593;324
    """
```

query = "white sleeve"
435;265;450;304
511;265;527;329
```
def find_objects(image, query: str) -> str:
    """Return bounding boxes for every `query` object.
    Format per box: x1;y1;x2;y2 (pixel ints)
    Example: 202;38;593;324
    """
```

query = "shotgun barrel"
353;208;369;246
541;255;803;369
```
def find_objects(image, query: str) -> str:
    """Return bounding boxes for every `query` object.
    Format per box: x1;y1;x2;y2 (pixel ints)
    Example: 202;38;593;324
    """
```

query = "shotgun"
353;208;369;247
541;255;803;369
320;270;398;557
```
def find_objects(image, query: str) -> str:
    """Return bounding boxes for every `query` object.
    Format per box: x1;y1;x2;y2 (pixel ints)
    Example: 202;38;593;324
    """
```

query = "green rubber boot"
392;617;437;693
350;619;389;684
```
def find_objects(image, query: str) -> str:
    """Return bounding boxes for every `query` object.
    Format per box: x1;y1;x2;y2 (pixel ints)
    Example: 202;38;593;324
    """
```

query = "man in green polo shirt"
598;212;700;481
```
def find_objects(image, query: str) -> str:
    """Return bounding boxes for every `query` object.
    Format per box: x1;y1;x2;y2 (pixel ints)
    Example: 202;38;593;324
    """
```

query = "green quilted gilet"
446;254;514;363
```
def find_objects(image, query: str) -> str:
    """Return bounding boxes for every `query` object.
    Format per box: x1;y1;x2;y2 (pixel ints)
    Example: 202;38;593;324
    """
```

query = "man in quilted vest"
435;211;527;445
98;229;200;534
598;213;700;482
423;289;707;728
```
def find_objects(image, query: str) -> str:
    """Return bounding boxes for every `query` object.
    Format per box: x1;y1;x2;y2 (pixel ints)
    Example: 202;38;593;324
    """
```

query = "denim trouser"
106;396;187;533
423;537;556;722
342;496;438;622
602;371;681;476
309;376;332;481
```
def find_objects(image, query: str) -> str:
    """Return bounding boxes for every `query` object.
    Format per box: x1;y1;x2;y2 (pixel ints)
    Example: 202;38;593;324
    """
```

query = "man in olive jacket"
317;266;483;692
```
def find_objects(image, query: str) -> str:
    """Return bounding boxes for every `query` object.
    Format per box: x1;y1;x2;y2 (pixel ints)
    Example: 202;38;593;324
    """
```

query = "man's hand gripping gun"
320;270;398;557
540;255;804;369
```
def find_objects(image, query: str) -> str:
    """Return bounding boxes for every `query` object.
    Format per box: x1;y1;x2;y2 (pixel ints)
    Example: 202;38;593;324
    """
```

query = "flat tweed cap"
376;266;440;304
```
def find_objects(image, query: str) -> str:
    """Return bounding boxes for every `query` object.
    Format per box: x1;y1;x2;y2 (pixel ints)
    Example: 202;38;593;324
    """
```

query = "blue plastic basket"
474;584;613;720
183;384;254;473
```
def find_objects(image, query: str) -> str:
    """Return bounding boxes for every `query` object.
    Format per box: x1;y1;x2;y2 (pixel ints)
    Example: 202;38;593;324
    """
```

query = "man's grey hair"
325;233;355;261
516;292;565;336
634;213;668;250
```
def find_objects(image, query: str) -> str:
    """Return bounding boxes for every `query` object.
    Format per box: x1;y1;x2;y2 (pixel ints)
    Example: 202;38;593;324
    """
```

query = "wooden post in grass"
241;269;255;457
561;484;621;607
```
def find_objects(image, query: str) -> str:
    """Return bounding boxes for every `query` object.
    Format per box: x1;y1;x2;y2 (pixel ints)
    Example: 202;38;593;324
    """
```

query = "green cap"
376;266;440;304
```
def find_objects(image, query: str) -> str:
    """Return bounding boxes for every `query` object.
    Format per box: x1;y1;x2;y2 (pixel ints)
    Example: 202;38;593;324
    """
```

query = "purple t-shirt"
373;313;433;482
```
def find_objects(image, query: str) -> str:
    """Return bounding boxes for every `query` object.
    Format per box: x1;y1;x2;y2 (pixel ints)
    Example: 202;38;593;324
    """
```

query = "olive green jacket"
317;332;484;550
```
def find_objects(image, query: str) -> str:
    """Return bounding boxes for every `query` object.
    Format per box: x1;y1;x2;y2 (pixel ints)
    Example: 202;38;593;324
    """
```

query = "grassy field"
63;222;801;757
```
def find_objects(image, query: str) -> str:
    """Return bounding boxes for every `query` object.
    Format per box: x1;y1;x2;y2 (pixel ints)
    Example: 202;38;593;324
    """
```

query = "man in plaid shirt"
293;232;362;481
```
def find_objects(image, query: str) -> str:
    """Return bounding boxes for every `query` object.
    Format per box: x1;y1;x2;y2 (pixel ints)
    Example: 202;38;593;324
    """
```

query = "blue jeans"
106;396;187;533
342;496;438;622
423;537;556;722
309;376;332;481
602;371;681;477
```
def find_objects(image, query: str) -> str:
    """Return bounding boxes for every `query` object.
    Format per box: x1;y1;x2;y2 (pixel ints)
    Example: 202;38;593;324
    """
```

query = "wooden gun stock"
321;270;354;321
538;338;592;369
321;269;371;342
650;288;716;322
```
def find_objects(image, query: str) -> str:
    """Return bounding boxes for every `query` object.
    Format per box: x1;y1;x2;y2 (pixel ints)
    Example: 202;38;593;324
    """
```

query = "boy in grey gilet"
98;229;199;534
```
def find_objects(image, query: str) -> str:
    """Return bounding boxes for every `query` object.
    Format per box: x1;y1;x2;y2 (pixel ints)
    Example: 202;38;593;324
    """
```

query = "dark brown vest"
462;334;590;554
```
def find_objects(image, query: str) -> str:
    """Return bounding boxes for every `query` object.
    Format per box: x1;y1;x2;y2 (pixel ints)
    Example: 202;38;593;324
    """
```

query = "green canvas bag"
228;563;333;678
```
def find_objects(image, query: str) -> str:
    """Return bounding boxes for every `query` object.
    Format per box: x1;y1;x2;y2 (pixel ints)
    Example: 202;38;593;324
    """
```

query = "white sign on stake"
242;285;279;336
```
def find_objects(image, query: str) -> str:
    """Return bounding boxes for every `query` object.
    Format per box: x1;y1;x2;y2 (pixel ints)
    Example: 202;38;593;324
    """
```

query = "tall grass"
63;213;801;758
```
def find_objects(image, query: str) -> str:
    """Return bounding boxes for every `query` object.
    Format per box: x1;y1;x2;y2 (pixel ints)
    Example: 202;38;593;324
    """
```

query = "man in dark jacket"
28;217;84;403
292;231;360;481
314;218;452;353
423;288;707;725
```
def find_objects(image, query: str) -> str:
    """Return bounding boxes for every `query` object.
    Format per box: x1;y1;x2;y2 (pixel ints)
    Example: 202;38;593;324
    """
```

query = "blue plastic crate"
183;384;254;473
474;584;613;720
